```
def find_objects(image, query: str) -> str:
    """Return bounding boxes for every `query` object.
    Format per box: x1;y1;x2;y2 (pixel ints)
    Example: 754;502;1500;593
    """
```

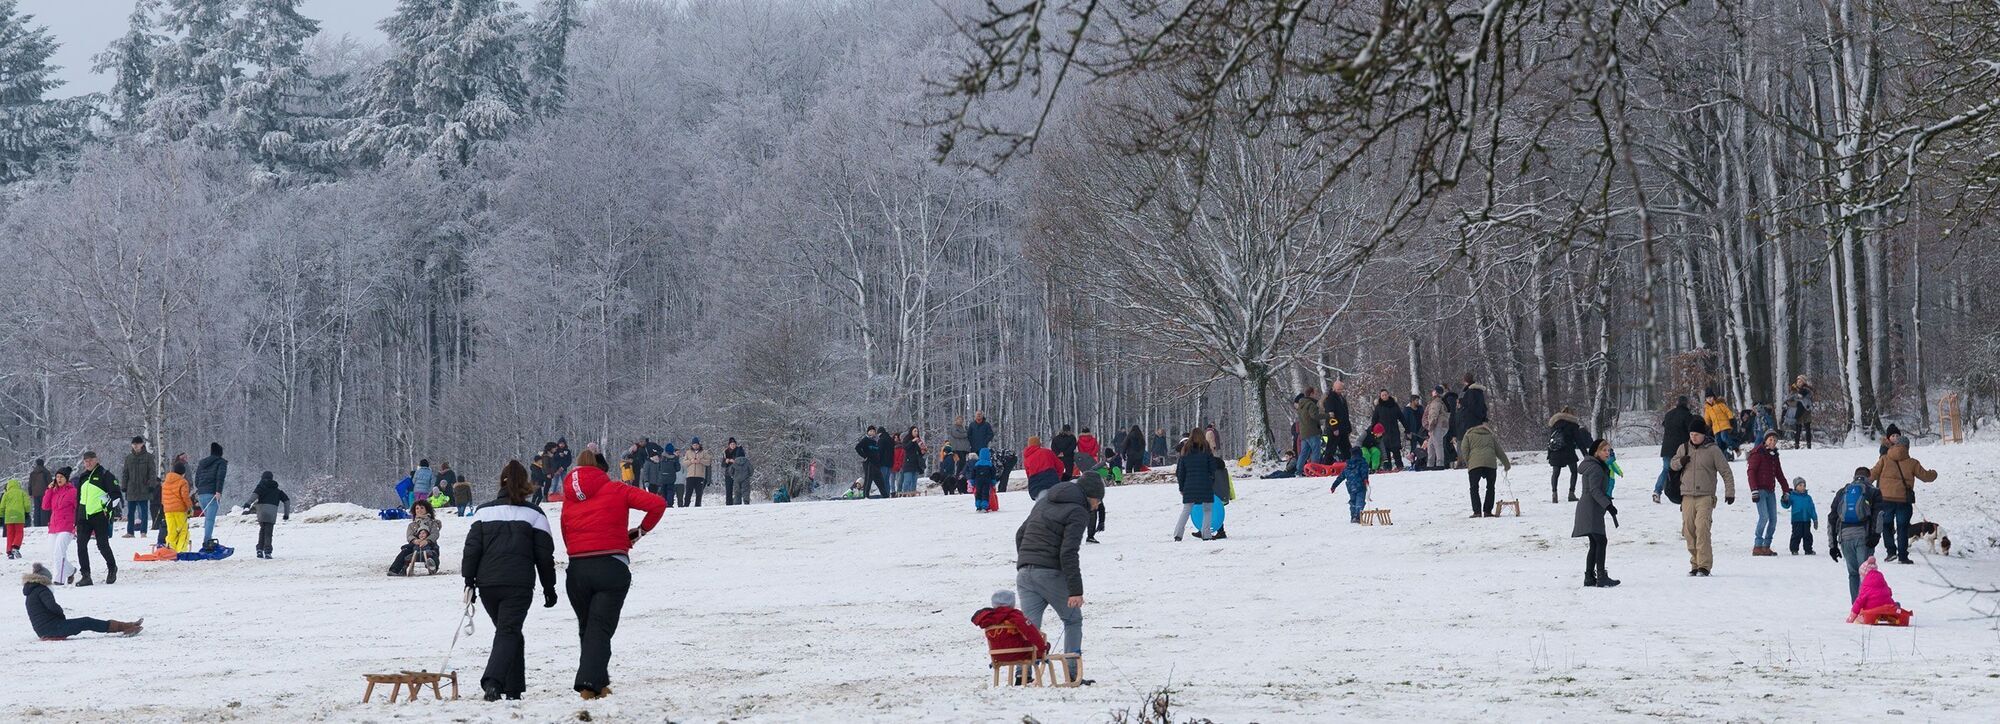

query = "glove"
282;514;289;521
1605;504;1618;516
465;586;478;604
543;588;558;608
1725;496;1735;505
1829;548;1840;561
627;527;646;543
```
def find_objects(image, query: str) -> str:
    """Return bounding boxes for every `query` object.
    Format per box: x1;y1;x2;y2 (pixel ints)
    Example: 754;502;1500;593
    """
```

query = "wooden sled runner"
989;650;1083;688
362;670;459;703
1357;509;1393;526
1493;500;1522;517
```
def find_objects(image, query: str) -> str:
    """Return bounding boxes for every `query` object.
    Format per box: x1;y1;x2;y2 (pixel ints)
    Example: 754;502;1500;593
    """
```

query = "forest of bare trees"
1;0;1995;503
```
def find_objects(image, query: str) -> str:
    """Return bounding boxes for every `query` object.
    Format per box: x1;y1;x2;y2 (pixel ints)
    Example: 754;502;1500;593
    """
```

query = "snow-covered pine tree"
0;0;85;184
524;0;581;117
144;0;242;143
222;0;326;182
352;0;530;166
91;0;165;133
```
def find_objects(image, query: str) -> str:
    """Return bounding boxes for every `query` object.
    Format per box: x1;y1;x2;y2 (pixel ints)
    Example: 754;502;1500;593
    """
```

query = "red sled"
1855;604;1913;626
1303;461;1347;478
987;487;1001;512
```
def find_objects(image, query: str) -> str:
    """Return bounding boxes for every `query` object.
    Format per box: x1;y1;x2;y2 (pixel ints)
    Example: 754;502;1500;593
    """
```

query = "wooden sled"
894;491;922;498
1493;500;1522;517
1358;509;1393;526
362;670;459;703
989;651;1082;688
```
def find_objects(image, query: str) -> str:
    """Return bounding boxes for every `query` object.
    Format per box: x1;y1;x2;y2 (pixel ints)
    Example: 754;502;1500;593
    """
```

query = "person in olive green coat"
1459;423;1511;517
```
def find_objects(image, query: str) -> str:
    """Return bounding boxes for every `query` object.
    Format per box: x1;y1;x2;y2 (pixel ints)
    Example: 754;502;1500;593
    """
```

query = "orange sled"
1856;604;1913;626
1303;461;1347;478
131;546;179;562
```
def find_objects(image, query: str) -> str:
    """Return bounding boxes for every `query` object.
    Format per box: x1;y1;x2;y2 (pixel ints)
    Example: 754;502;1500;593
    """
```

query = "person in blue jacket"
395;474;415;508
969;449;999;512
1334;449;1371;523
1784;477;1817;555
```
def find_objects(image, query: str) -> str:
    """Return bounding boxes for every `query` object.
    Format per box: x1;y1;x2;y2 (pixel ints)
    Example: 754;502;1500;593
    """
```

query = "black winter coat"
1455;384;1490;431
1660;405;1697;459
1401;405;1425;439
195;455;229;496
1548;415;1589;468
967;420;995;452
1015;482;1089;596
902;440;926;474
1326;393;1352;436
1176;451;1224;504
1051;433;1077;458
1371;399;1403;440
24;579;65;638
854;435;876;462
461;500;558;591
873;432;896;467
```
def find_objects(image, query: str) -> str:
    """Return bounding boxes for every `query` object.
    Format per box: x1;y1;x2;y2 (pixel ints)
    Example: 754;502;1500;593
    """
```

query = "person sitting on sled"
23;563;142;640
973;589;1049;682
390;499;443;575
1848;556;1912;624
1358;424;1385;472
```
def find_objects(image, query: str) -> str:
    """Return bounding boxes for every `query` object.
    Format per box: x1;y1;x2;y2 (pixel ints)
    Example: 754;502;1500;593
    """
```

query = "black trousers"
1551;464;1578;500
390;542;440;574
1789;521;1815;554
566;556;631;693
1088;505;1106;536
1330;431;1352;461
479;585;534;696
1585;534;1607;580
1468;468;1497;515
681;479;706;507
725;477;748;505
46;616;110;638
1792;422;1812;449
76;514;115;580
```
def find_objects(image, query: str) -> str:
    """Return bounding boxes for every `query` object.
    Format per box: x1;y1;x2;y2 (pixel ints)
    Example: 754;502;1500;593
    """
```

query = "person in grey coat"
1571;439;1619;588
1014;473;1103;681
240;471;291;559
725;452;756;506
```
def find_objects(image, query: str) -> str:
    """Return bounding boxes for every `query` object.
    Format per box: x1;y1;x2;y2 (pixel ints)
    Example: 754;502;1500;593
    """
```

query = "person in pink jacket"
1848;557;1908;624
42;468;79;584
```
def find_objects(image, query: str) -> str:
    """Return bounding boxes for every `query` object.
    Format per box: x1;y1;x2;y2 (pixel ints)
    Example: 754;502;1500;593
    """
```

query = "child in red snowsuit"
1848;557;1911;625
973;590;1049;663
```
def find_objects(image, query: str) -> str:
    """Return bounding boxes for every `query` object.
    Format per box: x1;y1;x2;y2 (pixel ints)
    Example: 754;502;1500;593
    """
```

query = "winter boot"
107;619;143;636
76;576;93;587
1597;573;1620;587
106;564;117;585
1212;527;1227;540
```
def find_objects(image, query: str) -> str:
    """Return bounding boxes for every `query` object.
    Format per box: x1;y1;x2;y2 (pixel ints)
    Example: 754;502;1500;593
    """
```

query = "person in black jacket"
73;452;120;587
1326;381;1352;461
195;443;229;549
1051;425;1079;481
1547;409;1591;503
1454;374;1490;433
1174;433;1226;541
463;461;558;701
240;472;291;559
1120;425;1147;473
23;563;141;640
873;426;897;499
1370;391;1404;471
853;427;881;499
1656;396;1698;503
1015;473;1101;683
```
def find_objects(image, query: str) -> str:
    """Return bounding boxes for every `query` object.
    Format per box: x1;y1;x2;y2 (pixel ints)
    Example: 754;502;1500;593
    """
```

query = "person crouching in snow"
969;449;999;512
240;472;291;559
23;563;142;640
974;589;1050;684
1848;557;1911;624
1334;449;1371;523
390;499;443;575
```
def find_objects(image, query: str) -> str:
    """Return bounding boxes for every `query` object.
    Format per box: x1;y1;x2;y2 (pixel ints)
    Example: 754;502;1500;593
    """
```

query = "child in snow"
23;563;142;640
1087;458;1119;543
2;478;28;559
1785;477;1817;555
240;471;292;559
395;473;414;508
1408;440;1429;472
1334;449;1371;523
160;460;195;553
390;499;443;575
973;589;1050;682
1847;557;1911;624
969;449;999;512
1359;424;1385;473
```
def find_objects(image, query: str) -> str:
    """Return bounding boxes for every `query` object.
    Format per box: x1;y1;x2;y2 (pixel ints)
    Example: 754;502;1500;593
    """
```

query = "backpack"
1547;426;1567;455
1665;468;1684;504
1840;482;1872;525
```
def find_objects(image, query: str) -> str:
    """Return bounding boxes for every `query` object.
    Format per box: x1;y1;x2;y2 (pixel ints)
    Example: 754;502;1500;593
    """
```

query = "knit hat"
210;442;224;456
691;436;702;445
1883;424;1901;439
1077;470;1105;500
26;562;51;585
1792;477;1807;491
991;589;1016;608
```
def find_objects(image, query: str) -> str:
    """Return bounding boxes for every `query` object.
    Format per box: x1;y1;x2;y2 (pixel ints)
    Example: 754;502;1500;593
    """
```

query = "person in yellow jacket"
1702;395;1738;454
159;460;196;552
2;478;31;559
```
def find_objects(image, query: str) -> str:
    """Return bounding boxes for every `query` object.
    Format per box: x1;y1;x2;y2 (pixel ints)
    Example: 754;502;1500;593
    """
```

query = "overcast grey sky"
22;0;404;96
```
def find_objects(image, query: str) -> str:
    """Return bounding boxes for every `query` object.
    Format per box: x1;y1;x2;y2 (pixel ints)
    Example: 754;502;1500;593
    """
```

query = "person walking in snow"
72;452;120;586
27;459;50;528
681;439;712;507
195;443;229;548
1572;439;1619;588
1671;428;1736;576
1654;397;1697;503
558;449;667;700
1870;440;1935;565
23;564;142;640
121;437;157;539
1827;467;1882;600
3;478;29;559
1334;448;1371;524
42;469;77;583
1015;472;1101;683
1546;408;1590;503
463;460;559;701
1745;431;1789;557
1174;432;1226;541
241;472;292;559
1022;436;1063;500
1460;422;1511;517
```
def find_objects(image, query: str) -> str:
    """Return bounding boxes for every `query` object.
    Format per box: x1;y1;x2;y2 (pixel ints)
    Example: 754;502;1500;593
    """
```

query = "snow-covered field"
8;442;2000;723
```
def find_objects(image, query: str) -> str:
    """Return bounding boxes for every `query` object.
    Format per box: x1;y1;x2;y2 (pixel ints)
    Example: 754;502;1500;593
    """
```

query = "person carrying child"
240;471;292;559
1784;477;1816;555
1826;467;1883;601
22;563;142;640
390;499;444;575
969;449;999;512
974;589;1050;683
1847;557;1912;625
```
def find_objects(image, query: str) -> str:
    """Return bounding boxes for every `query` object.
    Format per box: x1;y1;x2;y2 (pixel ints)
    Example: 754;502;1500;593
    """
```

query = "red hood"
972;607;1012;627
564;465;611;503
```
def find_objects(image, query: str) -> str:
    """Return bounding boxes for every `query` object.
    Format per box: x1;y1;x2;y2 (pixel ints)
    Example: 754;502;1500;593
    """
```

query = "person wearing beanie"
558;449;667;700
1656;396;1697;503
679;440;711;507
240;472;292;559
23;563;142;640
1175;431;1227;541
72;452;120;586
159;458;195;553
1877;424;1903;457
195;443;229;549
463;460;559;701
969;449;1000;512
42;469;78;583
1014;471;1100;682
972;587;1049;675
1745;430;1789;556
1785;477;1817;555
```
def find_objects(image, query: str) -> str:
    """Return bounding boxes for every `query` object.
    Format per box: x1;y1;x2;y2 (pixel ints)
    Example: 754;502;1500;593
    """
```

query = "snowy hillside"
7;443;2000;722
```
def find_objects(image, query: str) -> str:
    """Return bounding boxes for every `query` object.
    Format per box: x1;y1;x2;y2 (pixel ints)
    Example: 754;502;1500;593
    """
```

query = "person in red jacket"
1022;436;1063;501
1076;428;1100;465
559;449;666;700
1745;431;1789;557
974;589;1050;670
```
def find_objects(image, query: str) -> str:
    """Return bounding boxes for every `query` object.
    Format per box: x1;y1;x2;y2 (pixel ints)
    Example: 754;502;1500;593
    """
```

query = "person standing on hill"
1785;377;1815;449
2;479;28;558
1051;425;1079;481
1294;388;1326;471
1015;472;1101;683
725;445;756;505
464;461;559;702
240;472;292;559
1870;441;1936;565
1174;432;1226;541
1454;374;1490;431
72;453;120;586
1370;390;1405;471
681;439;712;507
1440;387;1462;468
1546;409;1590;503
855;426;883;500
27;459;50;528
1326;381;1353;461
1460;422;1511;517
558;449;666;700
121;437;157;539
873;426;897;497
1423;387;1449;470
1572;439;1619;588
1401;396;1426;470
160;459;195;552
1744;431;1789;557
951;418;973;468
194;443;229;548
1655;397;1697;503
1671;429;1736;576
1120;426;1147;474
42;469;77;583
968;412;995;456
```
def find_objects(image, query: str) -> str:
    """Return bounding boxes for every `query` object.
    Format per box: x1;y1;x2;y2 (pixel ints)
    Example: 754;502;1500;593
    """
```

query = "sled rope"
437;588;477;675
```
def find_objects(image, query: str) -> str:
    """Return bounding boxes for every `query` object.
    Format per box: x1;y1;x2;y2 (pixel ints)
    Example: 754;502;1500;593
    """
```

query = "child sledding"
388;499;443;576
1848;557;1913;626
